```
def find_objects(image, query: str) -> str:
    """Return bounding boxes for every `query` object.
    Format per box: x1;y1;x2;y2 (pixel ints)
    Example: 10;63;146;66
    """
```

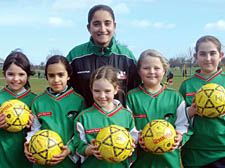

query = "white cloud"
133;0;154;2
51;0;113;12
117;0;154;3
131;19;175;29
0;14;34;26
113;3;130;14
204;20;225;31
48;17;73;27
49;38;56;42
52;0;86;11
133;20;151;28
192;0;225;3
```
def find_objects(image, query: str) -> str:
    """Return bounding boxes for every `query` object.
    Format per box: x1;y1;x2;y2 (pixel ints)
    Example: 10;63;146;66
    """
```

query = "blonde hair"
90;66;119;90
137;49;169;72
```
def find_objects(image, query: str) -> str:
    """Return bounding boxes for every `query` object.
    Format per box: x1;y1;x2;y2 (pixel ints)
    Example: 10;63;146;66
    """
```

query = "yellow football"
28;129;63;165
95;125;133;163
195;83;225;118
142;119;176;154
0;99;30;132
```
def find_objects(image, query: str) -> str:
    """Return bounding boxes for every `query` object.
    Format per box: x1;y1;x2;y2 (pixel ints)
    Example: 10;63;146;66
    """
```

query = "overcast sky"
1;0;225;65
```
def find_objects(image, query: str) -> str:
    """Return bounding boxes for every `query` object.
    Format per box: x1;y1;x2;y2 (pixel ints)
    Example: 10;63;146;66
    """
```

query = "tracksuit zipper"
101;47;104;55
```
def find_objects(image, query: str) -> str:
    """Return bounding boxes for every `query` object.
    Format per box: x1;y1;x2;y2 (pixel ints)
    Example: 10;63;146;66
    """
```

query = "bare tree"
168;56;186;69
185;47;194;75
40;62;45;66
46;49;63;62
12;48;23;53
170;47;196;75
221;57;225;66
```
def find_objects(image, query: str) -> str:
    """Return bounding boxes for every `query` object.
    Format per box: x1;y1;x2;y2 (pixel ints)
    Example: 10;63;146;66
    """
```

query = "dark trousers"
202;157;225;168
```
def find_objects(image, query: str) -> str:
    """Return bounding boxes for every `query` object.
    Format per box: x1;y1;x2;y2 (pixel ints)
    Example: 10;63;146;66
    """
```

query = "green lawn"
0;78;49;94
0;76;187;94
0;66;204;94
0;67;193;94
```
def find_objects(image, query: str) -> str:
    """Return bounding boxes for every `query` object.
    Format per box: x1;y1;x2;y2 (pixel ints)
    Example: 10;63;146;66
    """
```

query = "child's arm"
175;99;194;146
24;142;36;163
85;139;103;160
50;146;72;166
24;115;41;163
26;115;41;142
129;127;138;154
170;131;183;152
75;119;94;163
187;97;202;119
138;130;149;152
0;113;7;128
26;112;34;129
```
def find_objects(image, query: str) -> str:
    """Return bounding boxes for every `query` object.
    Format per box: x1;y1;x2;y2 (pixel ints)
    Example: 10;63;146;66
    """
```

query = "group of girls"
0;3;225;168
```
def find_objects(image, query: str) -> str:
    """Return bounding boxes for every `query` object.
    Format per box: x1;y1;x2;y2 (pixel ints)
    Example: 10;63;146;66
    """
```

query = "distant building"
0;58;4;69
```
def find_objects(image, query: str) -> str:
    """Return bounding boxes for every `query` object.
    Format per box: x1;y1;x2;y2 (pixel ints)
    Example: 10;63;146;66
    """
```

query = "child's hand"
85;139;103;160
26;112;34;129
138;130;149;152
24;142;36;163
219;111;225;117
170;131;183;152
129;138;136;156
188;97;202;118
50;145;71;166
187;103;198;118
0;113;7;128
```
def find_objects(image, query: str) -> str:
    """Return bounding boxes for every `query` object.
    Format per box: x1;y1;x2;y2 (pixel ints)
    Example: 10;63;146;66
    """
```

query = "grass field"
0;66;198;93
0;73;188;94
0;67;195;94
5;65;223;94
0;78;49;94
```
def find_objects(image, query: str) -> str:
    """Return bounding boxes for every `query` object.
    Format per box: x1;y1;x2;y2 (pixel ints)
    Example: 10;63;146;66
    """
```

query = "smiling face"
138;56;165;91
92;78;118;111
47;62;70;93
4;63;28;94
195;41;223;77
87;10;116;47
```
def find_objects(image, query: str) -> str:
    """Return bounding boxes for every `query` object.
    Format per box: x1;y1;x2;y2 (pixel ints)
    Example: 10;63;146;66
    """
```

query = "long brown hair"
3;51;35;88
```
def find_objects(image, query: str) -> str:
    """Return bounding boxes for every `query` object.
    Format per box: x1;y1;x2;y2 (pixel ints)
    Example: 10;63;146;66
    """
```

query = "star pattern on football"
0;99;30;132
195;83;225;117
28;130;63;165
101;126;131;157
142;119;176;154
95;125;133;163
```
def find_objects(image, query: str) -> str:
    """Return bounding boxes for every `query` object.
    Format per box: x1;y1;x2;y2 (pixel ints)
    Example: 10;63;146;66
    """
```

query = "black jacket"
67;37;141;107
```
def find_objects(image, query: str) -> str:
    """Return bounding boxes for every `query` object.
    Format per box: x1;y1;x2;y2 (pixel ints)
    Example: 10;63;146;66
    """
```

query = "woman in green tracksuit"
67;4;140;108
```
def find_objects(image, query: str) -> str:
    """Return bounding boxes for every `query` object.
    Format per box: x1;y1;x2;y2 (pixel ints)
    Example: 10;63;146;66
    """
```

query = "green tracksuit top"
67;37;140;107
127;84;190;168
179;67;225;167
31;87;85;168
0;87;36;168
75;100;138;168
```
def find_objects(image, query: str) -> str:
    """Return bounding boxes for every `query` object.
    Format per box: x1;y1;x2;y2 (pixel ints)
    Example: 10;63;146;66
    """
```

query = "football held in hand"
0;99;30;132
195;83;225;118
